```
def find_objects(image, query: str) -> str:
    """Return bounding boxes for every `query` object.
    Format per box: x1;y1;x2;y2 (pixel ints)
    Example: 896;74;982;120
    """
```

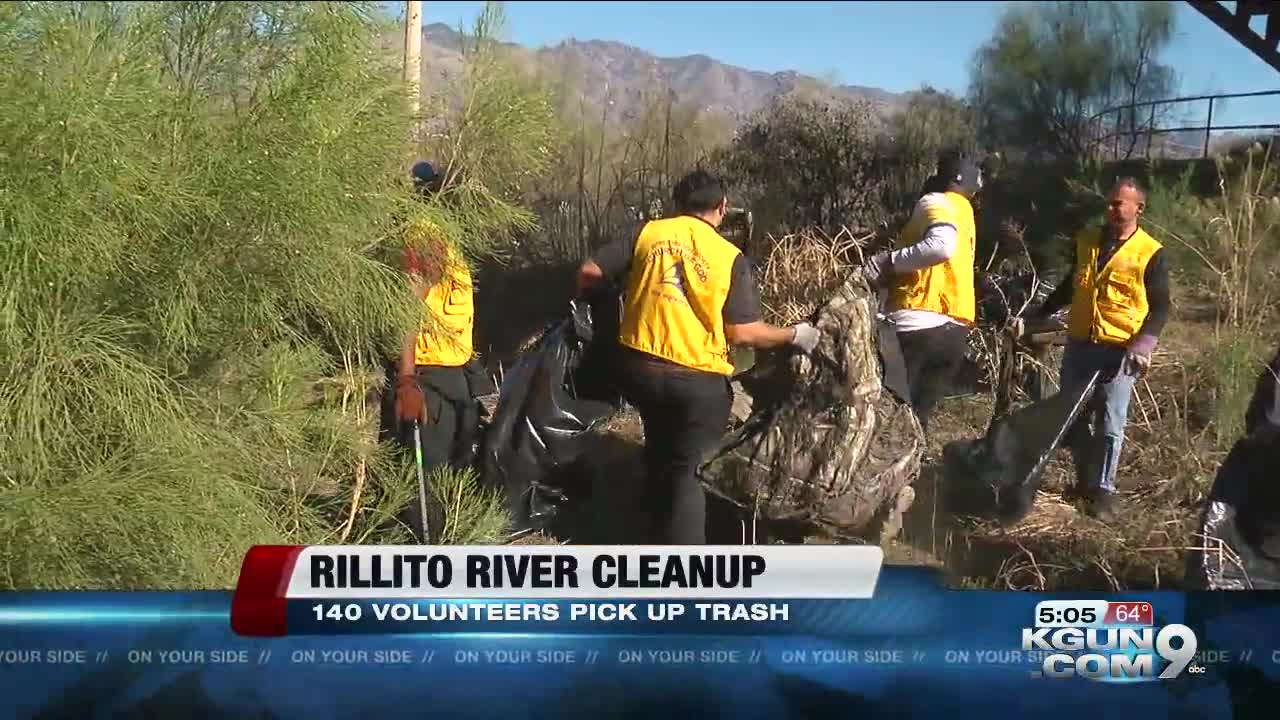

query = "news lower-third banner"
2;545;1280;720
230;545;884;636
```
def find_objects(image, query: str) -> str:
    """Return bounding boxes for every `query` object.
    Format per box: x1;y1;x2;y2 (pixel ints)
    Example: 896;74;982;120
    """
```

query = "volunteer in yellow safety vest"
862;154;983;435
393;161;483;529
575;170;821;544
1018;177;1172;521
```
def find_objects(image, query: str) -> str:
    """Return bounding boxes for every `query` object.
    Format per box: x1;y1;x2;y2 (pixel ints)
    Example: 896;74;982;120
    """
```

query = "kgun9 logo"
1022;601;1199;683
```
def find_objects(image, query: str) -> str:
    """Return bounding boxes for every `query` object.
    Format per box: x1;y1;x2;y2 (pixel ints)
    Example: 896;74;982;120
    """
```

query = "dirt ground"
890;328;1218;590
535;356;1208;591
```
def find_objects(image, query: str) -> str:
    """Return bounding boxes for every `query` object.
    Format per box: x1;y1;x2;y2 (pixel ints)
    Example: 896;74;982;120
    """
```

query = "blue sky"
395;1;1280;125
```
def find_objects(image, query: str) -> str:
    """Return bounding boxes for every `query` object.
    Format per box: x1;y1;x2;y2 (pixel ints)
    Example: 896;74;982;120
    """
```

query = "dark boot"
1086;490;1119;522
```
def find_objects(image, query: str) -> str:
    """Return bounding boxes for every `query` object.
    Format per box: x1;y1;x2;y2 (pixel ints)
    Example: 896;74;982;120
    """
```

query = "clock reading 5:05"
1034;600;1110;628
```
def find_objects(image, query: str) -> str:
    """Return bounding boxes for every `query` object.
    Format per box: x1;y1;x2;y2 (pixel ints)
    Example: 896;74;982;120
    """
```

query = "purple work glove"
1125;334;1158;376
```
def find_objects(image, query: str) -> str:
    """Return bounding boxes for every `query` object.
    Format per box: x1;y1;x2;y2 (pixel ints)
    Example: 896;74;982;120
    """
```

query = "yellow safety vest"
406;216;475;368
617;216;741;376
887;191;977;324
1067;225;1162;346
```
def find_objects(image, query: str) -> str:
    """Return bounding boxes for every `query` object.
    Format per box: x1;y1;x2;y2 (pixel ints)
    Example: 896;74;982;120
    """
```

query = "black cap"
938;155;983;195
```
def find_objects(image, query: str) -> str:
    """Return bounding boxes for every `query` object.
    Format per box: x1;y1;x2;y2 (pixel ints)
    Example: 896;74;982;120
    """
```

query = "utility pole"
403;1;422;150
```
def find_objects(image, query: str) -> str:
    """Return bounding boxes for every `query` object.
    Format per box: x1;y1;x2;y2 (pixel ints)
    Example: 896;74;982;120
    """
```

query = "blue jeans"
1060;340;1137;495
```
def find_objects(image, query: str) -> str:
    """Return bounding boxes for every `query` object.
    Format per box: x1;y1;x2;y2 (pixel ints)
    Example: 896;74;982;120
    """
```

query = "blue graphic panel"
2;567;1279;719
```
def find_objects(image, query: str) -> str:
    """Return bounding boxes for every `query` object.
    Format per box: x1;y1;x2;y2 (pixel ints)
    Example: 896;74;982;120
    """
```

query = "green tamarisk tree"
0;1;544;589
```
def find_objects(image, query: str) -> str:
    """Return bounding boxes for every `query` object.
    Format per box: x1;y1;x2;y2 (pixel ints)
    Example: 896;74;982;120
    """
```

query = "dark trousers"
897;323;970;434
382;363;480;469
384;364;480;542
620;356;732;545
407;365;478;472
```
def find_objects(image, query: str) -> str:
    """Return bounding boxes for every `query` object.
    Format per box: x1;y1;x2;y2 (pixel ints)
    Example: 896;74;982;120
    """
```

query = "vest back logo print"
660;260;690;302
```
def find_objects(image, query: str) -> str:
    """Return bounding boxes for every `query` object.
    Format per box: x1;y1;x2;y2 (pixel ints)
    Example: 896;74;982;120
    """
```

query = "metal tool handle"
411;420;431;543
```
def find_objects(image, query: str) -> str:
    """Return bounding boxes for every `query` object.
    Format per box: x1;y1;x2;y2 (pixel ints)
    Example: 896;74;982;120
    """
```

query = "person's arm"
577;234;636;296
1134;249;1171;339
722;255;811;350
727;322;799;349
393;238;441;425
865;195;958;283
1244;344;1280;438
399;290;425;378
399;244;440;378
1120;247;1172;369
886;222;958;273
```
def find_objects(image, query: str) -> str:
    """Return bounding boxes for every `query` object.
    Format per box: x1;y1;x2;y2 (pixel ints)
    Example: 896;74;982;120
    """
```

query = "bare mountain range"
415;22;909;125
408;23;1266;157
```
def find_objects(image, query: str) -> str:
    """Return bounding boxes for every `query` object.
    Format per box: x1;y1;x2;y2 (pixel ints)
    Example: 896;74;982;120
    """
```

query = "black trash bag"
1187;344;1280;590
1185;437;1280;590
871;286;912;406
941;370;1100;525
477;299;619;534
568;284;626;408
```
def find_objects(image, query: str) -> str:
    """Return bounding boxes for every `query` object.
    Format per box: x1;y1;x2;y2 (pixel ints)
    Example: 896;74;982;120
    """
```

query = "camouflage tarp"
698;275;923;536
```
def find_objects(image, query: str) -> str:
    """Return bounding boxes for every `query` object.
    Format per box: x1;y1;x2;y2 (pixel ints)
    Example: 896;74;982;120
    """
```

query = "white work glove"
790;323;821;354
861;251;893;288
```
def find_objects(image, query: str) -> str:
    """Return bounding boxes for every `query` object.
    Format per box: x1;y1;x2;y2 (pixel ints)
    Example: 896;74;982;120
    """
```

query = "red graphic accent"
230;546;304;637
1104;601;1153;626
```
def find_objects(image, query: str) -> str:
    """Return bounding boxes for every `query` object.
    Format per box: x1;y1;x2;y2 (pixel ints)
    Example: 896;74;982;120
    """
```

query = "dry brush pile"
753;227;875;326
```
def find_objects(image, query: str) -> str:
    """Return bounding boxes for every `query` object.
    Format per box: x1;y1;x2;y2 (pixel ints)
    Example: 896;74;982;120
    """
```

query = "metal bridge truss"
1189;0;1280;74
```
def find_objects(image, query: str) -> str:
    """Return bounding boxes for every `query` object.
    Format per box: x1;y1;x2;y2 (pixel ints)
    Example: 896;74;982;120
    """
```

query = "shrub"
430;467;511;545
1143;145;1280;334
877;87;980;227
712;96;886;240
420;3;557;264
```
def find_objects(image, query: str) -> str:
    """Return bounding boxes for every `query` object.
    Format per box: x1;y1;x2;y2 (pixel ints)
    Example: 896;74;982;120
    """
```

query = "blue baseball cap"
411;161;438;186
